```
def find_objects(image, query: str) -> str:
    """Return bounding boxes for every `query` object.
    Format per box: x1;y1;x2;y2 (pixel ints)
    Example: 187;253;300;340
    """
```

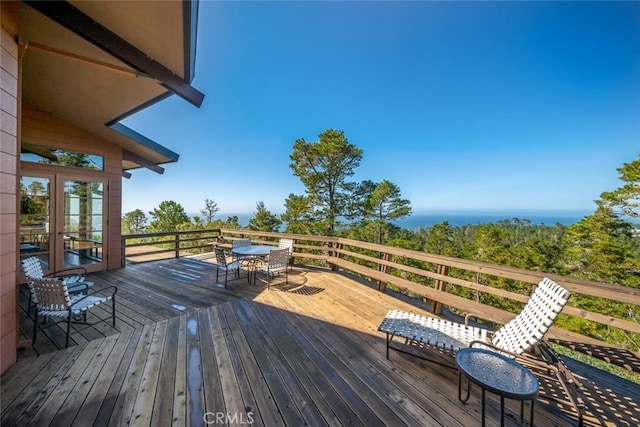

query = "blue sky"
122;1;640;219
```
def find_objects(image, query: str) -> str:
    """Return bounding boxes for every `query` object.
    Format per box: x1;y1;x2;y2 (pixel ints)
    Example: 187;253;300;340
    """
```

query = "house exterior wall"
21;103;124;271
1;1;127;374
1;0;19;375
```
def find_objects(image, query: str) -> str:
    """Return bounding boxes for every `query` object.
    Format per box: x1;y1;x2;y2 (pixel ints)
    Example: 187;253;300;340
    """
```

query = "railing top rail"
335;236;639;299
124;228;222;240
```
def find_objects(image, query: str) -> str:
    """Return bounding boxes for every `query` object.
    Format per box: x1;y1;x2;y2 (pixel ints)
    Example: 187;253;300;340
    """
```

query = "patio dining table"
231;245;274;284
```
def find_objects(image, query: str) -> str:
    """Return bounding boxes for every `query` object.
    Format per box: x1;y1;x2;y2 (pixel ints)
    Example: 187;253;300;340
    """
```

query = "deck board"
3;257;640;426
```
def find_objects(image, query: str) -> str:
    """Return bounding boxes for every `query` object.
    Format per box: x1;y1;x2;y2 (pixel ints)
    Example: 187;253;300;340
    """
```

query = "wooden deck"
2;258;639;426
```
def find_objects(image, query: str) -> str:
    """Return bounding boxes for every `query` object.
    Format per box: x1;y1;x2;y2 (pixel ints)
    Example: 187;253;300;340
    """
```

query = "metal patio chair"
231;238;255;266
214;245;241;288
29;277;117;348
257;248;289;289
378;277;585;425
21;256;92;316
278;238;294;270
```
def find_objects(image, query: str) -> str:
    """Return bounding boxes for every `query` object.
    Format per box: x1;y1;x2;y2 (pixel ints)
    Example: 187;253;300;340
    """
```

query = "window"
21;142;104;171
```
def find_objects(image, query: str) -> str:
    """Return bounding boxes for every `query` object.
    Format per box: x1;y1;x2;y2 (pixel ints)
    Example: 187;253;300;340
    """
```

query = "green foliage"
148;201;191;232
561;204;636;285
20;180;48;225
361;180;412;245
282;194;316;234
247;201;282;232
201;199;220;224
422;221;457;256
207;216;242;230
122;209;147;233
289;129;363;236
600;155;640;220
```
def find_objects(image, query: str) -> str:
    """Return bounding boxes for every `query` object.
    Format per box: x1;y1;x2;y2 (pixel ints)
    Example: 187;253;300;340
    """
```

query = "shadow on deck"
2;258;639;426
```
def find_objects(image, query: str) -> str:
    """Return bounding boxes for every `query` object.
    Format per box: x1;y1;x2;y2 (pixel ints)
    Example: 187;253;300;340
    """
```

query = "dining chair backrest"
278;238;294;255
491;277;570;355
31;277;71;312
214;245;229;266
232;239;251;249
267;248;289;272
21;256;45;279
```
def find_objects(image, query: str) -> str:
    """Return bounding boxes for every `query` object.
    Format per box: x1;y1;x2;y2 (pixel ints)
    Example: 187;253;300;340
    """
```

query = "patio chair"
256;248;289;289
378;277;585;425
29;277;117;348
214;245;241;288
278;238;294;270
21;256;91;316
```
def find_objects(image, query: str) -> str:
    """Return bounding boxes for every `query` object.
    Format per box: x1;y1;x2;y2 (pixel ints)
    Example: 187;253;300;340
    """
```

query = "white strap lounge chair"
378;277;585;425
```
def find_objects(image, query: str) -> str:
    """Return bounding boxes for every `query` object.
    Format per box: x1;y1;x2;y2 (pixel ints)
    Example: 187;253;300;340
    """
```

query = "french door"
20;173;107;275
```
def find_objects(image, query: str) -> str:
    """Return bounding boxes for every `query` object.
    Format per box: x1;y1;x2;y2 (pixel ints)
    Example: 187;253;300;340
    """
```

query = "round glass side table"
456;347;539;426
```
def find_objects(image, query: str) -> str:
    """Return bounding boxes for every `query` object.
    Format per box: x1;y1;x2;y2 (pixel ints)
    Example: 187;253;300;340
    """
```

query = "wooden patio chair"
21;256;91;316
214;245;241;288
378;277;586;425
256;248;289;289
29;277;117;348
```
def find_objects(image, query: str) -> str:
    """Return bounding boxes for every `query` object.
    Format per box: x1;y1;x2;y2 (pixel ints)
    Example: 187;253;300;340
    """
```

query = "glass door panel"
61;179;104;269
19;175;52;271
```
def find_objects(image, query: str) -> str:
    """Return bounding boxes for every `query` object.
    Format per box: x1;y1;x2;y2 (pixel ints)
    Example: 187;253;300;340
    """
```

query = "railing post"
429;264;449;314
290;238;296;267
121;237;126;268
377;252;391;292
175;233;180;258
331;242;342;271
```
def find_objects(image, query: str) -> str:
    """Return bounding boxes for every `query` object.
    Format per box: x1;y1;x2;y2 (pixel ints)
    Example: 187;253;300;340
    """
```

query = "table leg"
458;372;471;403
530;399;535;427
481;388;486;427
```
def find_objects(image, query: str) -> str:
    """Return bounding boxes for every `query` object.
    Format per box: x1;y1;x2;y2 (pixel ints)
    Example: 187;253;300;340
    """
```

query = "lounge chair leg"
386;333;391;359
65;315;71;348
112;297;116;326
32;310;38;345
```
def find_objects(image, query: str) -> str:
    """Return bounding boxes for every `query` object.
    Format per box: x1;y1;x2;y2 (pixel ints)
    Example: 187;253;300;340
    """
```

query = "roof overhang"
17;0;204;175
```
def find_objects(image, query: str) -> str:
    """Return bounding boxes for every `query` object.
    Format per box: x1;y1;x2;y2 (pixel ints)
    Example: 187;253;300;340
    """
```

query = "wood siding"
0;1;19;375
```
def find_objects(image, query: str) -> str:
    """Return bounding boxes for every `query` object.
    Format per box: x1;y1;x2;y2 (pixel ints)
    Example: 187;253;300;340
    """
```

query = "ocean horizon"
201;209;593;230
394;210;590;230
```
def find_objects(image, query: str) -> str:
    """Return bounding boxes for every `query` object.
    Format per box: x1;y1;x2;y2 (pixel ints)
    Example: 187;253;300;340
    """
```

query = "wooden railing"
121;229;223;265
122;228;640;365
